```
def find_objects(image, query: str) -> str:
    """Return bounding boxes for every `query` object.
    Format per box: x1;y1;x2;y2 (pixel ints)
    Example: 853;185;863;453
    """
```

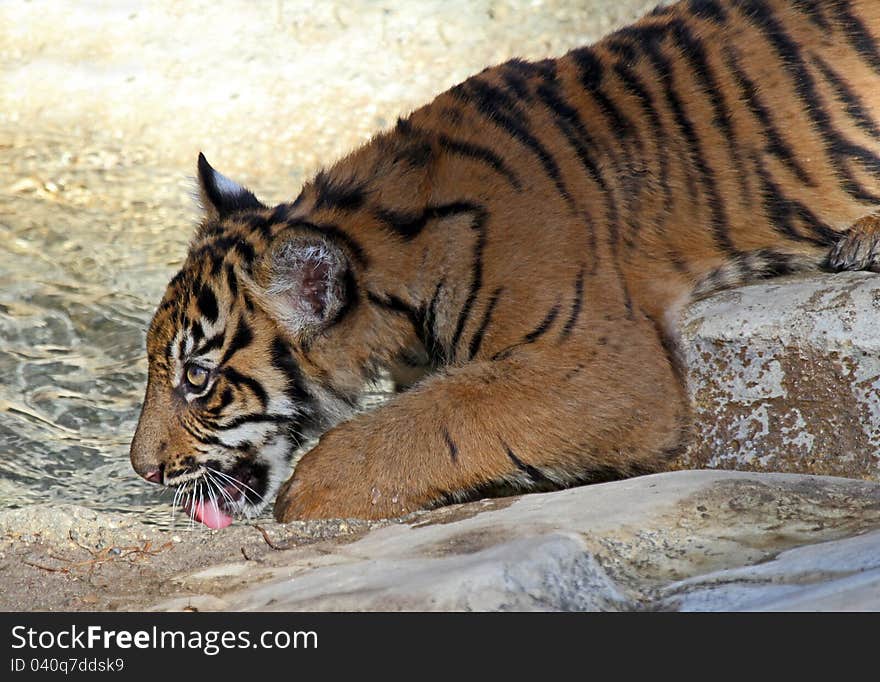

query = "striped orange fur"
130;0;880;522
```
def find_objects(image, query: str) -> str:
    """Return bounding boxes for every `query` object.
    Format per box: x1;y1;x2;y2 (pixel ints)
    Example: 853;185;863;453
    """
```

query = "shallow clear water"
0;133;199;526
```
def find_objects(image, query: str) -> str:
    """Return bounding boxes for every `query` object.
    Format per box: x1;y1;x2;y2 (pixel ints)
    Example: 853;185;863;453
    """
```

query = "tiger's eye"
185;364;209;389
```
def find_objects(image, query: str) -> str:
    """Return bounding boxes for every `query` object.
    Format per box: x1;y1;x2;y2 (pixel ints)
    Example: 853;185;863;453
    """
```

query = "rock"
678;272;880;480
0;504;141;545
146;471;880;612
658;529;880;612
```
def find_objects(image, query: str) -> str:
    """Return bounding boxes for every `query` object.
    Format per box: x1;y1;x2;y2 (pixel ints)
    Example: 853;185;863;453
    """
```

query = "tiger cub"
131;0;880;526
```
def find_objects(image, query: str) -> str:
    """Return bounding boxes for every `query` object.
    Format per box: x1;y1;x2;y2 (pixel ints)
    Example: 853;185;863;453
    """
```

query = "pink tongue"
189;498;233;529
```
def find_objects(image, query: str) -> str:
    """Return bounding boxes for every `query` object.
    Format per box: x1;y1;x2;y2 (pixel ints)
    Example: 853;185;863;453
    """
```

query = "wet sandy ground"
0;0;664;610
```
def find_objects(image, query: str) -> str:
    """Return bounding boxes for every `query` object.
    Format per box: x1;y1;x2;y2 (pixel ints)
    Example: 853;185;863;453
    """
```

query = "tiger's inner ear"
197;152;266;219
249;233;351;338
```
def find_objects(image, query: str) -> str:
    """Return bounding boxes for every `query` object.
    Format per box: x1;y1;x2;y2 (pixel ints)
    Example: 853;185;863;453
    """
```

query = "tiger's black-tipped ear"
249;232;353;338
197;153;266;219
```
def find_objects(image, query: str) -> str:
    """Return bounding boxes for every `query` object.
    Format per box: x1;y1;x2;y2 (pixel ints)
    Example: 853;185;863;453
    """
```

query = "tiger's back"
130;0;880;524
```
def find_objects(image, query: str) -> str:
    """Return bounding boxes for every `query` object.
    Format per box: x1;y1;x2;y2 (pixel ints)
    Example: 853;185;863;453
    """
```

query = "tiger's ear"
197;153;266;219
249;232;352;338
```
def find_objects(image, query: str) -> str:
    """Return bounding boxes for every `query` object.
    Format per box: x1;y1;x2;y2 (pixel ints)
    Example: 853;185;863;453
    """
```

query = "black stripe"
500;60;534;101
424;280;447;364
270;337;312;405
560;266;585;340
504;444;553;485
612;60;675;216
374;209;427;240
313;171;367;212
665;18;751;202
209;250;224;277
189;320;204;345
196;284;219;324
722;46;814;186
191;236;256;265
157;298;177;316
242;290;255;314
534;78;607;189
436;133;522;190
811;53;880;140
169;269;187;289
225;263;238;298
207;387;234;415
326;267;358;330
490;300;565;361
451;79;574;209
619;27;740;257
641;307;688;388
194;333;225;356
735;0;880;203
391;116;435;168
180;419;222;447
524;302;562;344
375;201;480;241
532;76;606;275
366;291;442;363
367;291;420;325
217;412;290;431
219;318;253;366
570;48;642;153
443;428;458;463
837;0;880;77
241;215;271;241
449;206;490;358
468;287;503;360
751;152;839;246
176;332;187;366
537;66;635;312
395;139;433;168
791;0;831;31
688;0;728;22
222;367;269;409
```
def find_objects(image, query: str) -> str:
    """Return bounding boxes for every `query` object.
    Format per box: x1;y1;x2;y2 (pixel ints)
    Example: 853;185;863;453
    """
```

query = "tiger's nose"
142;465;164;485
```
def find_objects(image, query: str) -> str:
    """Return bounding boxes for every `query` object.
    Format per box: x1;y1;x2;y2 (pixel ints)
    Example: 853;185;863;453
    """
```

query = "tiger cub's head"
130;154;377;528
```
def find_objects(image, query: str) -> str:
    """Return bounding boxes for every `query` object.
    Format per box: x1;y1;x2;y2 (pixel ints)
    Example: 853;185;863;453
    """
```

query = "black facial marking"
222;367;268;409
225;263;239;298
195;333;225;356
270;336;313;405
219;318;253;366
196;284;219;324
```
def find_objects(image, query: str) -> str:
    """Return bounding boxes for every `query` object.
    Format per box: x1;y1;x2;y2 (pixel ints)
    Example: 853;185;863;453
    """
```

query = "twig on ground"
254;524;296;550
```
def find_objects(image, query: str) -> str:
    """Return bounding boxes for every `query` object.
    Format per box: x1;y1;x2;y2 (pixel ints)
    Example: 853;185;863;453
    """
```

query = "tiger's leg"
274;315;688;521
827;213;880;272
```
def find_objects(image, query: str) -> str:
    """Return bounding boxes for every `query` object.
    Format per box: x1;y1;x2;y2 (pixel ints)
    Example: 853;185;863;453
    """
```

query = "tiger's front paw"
272;445;418;521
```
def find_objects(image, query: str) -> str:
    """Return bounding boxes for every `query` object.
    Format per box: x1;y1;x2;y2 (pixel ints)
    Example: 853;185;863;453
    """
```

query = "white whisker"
205;466;266;504
205;470;238;510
